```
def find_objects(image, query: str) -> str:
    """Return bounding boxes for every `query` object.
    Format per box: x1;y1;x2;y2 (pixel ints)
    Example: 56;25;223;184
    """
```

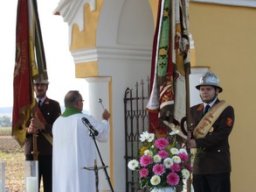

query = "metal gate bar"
124;79;149;192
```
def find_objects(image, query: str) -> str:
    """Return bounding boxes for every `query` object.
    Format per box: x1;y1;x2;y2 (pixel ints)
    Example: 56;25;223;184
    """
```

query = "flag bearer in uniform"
187;71;235;192
25;75;61;192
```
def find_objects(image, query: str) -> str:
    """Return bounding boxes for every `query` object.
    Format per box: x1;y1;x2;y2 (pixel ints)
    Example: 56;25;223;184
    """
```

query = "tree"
0;116;12;127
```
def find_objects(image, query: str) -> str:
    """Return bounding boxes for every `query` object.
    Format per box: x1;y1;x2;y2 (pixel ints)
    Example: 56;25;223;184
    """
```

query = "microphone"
81;117;99;136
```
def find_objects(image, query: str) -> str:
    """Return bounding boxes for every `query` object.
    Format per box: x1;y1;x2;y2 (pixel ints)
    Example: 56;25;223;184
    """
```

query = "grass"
0;151;25;192
0;127;11;136
0;129;25;191
0;125;46;191
0;136;44;192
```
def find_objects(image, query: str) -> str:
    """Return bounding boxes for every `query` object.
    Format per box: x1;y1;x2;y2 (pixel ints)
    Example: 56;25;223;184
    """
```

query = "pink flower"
166;172;180;186
139;168;149;178
171;163;181;172
154;138;169;150
158;150;169;159
179;152;189;161
140;155;153;167
152;164;165;175
185;163;192;171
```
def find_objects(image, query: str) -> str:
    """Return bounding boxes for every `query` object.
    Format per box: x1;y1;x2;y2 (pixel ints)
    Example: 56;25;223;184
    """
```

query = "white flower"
128;159;139;171
139;131;155;142
179;148;188;155
144;150;153;156
172;155;181;164
147;133;155;142
139;131;149;142
163;157;173;168
182;168;190;179
170;147;179;155
153;155;162;163
150;175;161;186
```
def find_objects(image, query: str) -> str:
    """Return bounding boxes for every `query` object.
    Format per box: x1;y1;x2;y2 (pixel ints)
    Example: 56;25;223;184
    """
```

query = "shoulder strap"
193;100;229;139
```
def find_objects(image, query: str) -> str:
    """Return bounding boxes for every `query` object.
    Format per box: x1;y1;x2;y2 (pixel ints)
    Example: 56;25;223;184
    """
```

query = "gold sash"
193;100;229;139
35;106;53;145
42;132;53;145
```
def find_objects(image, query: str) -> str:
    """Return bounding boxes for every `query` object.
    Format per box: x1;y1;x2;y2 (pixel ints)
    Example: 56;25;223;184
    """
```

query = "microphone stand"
85;124;114;192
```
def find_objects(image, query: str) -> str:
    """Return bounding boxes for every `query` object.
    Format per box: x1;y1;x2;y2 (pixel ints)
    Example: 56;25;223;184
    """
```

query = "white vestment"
52;113;109;192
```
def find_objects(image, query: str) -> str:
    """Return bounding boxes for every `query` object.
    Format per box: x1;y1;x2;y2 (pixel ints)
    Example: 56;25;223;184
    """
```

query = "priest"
52;90;111;192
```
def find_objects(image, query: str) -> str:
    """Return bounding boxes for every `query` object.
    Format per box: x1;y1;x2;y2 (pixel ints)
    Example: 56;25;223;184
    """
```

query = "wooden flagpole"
179;0;193;191
29;0;48;160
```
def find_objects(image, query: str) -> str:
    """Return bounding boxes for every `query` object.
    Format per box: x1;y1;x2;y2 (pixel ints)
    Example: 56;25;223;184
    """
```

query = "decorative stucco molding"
191;0;256;8
72;46;152;78
53;0;96;26
71;46;152;63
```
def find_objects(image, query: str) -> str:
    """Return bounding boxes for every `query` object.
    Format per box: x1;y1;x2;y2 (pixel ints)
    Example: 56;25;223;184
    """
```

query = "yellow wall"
190;3;256;192
70;0;104;77
148;0;159;25
71;0;104;50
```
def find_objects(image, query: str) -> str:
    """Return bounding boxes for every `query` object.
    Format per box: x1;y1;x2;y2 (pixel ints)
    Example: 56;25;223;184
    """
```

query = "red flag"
12;0;47;146
12;0;34;146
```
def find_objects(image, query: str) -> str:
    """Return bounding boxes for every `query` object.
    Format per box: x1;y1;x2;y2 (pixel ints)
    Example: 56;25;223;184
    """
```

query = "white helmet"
196;71;222;92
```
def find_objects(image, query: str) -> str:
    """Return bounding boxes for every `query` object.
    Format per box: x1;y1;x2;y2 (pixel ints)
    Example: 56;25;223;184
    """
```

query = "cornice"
72;46;152;63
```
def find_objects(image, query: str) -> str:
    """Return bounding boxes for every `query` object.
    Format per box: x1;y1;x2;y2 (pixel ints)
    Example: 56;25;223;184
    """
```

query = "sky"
0;1;89;110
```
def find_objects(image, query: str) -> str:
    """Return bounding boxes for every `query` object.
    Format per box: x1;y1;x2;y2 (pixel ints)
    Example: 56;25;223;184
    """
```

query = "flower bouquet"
128;131;191;191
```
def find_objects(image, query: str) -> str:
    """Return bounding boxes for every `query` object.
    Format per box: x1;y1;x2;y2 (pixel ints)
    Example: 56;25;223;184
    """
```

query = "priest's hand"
102;109;110;121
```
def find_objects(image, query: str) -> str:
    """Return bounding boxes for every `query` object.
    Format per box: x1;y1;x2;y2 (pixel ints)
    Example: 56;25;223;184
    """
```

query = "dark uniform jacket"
190;99;235;175
25;97;61;158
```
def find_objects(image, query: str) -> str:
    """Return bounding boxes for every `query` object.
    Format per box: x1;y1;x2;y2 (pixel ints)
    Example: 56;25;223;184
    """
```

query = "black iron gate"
124;79;149;192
